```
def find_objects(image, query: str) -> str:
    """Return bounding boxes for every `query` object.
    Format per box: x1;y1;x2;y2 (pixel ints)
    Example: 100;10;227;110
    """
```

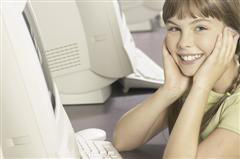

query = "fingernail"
228;28;237;33
235;32;240;37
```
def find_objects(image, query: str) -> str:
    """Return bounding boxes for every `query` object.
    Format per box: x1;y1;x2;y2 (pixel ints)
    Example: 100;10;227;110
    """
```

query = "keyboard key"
75;134;123;159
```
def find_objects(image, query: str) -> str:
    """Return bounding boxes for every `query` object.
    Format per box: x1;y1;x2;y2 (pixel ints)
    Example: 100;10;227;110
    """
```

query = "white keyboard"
75;134;123;159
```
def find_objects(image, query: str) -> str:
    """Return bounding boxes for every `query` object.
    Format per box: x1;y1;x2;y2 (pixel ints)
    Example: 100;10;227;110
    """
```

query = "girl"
113;0;240;158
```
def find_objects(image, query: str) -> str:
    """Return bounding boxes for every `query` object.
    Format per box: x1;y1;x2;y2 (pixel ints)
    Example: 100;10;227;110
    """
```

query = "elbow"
113;140;128;152
113;138;136;152
113;131;141;152
112;133;130;152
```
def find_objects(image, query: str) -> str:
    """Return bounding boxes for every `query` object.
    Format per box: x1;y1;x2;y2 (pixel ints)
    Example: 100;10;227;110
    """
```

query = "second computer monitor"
23;0;133;104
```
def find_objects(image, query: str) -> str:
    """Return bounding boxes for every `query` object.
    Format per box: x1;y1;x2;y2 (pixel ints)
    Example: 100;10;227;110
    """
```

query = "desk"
64;83;168;159
64;28;168;159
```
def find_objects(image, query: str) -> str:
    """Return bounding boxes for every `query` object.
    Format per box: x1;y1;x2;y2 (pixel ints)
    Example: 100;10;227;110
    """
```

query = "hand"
162;40;190;97
193;27;240;90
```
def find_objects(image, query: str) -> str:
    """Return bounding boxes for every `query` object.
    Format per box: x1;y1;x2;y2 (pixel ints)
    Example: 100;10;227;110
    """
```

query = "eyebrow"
166;18;211;26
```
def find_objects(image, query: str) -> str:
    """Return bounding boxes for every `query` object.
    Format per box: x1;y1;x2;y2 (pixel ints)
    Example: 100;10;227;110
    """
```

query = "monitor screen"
22;12;56;111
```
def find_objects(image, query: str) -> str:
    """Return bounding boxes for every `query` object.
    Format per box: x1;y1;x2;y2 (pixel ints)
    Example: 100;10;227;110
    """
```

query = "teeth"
180;54;202;61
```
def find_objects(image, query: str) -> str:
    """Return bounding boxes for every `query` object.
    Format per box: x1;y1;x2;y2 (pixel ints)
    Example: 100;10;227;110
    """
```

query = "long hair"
162;0;240;138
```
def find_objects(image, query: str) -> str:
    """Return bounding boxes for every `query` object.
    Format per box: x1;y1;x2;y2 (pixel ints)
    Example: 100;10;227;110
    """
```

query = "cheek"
195;33;219;55
166;34;179;55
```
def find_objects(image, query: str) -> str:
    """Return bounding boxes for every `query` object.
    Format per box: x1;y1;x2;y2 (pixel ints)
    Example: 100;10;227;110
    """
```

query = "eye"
167;27;180;32
195;26;207;32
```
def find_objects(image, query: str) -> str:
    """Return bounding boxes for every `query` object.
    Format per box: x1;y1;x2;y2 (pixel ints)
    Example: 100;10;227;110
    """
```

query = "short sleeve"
218;96;240;135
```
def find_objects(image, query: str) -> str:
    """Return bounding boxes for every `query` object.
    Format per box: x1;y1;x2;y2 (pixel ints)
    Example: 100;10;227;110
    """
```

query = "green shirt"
200;87;240;140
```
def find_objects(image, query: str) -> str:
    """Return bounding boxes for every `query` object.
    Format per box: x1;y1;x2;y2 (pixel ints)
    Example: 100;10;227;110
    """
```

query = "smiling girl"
113;0;240;158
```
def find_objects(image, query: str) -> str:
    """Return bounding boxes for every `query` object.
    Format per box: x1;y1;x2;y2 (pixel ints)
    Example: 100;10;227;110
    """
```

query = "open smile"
178;54;204;63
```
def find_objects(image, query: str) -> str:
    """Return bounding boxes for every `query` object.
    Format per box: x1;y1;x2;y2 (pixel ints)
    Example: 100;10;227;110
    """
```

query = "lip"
177;52;204;56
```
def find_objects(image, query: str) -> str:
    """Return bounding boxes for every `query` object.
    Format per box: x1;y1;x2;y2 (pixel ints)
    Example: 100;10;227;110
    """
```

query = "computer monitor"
23;0;133;105
1;2;79;158
118;0;163;32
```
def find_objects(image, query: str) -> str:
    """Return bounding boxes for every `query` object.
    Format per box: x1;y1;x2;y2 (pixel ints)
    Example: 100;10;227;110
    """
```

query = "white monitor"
1;2;79;158
23;0;133;105
119;0;164;31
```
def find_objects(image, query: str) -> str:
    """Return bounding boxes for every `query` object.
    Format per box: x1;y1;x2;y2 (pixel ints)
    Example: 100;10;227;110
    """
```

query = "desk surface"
64;28;168;159
64;83;168;159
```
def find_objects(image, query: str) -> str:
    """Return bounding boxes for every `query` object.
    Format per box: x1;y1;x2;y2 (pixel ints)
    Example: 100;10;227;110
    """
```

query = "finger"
230;33;240;58
162;40;178;69
225;28;234;59
162;40;173;64
162;40;173;75
219;27;229;59
212;32;223;57
225;28;238;62
162;40;170;66
162;40;170;57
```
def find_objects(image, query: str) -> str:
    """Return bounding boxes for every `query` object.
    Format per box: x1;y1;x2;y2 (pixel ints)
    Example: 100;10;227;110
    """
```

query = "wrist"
191;81;212;93
160;85;183;101
193;76;215;90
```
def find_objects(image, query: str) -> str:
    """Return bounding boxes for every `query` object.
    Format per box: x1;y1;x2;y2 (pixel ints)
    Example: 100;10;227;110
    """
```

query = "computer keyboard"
75;134;123;159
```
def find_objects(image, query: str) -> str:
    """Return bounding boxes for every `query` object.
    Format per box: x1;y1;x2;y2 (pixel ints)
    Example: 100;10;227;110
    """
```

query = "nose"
177;32;194;49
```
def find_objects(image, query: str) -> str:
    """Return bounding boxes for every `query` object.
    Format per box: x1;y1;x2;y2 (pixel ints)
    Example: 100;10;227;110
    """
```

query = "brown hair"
162;0;240;139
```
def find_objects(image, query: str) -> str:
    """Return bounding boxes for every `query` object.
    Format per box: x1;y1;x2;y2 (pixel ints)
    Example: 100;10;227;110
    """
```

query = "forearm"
113;86;180;151
163;84;211;159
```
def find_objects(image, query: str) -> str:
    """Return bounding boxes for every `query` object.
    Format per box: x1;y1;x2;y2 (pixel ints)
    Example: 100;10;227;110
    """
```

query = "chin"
177;61;203;77
180;68;198;77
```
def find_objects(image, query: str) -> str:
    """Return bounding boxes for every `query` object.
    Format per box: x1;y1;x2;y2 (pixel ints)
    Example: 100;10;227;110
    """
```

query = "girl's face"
166;15;225;76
